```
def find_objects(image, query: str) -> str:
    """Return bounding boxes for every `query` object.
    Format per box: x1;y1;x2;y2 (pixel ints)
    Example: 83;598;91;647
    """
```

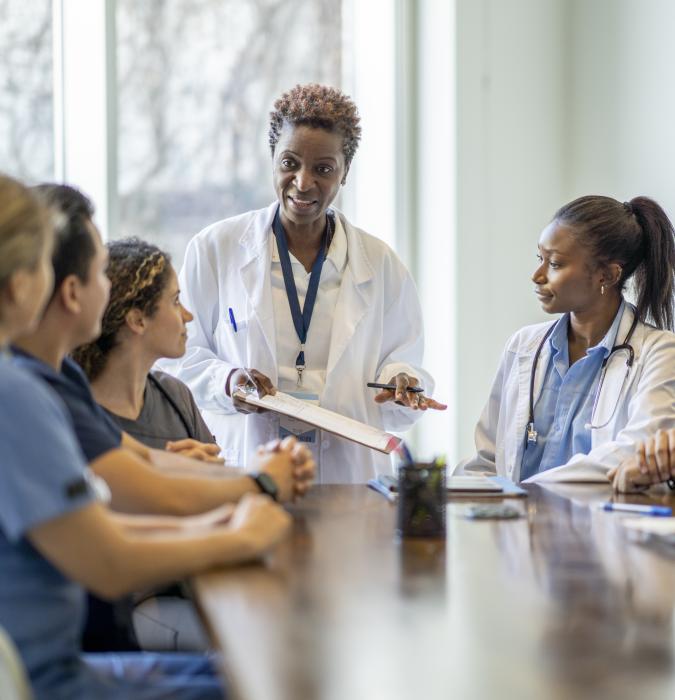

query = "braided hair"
72;238;171;380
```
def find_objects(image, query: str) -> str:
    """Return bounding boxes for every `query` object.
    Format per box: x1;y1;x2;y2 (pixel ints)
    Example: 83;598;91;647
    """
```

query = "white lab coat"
166;202;433;483
457;304;675;483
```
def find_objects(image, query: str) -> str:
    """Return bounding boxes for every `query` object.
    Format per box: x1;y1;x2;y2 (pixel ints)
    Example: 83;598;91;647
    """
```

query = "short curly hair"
72;238;171;381
268;83;362;167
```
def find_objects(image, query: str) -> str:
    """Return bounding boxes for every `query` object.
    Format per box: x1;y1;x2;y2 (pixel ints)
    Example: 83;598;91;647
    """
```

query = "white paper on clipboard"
233;390;401;454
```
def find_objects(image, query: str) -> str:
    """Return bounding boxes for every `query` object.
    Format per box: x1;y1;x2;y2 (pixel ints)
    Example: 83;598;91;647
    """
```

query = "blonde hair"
0;174;51;292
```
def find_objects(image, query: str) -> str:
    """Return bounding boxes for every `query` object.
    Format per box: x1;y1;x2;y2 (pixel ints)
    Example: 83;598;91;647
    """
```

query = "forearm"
147;447;226;475
105;526;258;597
91;449;259;516
111;511;188;533
31;506;258;600
111;503;236;533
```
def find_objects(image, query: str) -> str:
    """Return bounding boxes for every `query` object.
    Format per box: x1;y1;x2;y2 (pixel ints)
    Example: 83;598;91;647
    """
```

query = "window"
0;0;54;182
115;0;342;263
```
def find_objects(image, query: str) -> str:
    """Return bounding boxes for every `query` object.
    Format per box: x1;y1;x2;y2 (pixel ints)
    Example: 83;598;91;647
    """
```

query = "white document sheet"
233;390;401;454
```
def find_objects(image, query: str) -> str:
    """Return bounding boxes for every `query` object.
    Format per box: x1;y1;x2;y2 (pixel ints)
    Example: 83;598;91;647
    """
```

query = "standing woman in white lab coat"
459;195;675;484
167;84;445;483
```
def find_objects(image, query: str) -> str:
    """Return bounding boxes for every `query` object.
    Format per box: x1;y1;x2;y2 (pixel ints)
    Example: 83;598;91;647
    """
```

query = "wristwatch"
250;472;279;501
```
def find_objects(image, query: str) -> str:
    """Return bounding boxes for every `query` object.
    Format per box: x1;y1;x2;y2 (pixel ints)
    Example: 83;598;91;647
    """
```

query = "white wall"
452;0;675;463
415;0;456;462
568;0;675;220
454;0;568;461
341;0;397;249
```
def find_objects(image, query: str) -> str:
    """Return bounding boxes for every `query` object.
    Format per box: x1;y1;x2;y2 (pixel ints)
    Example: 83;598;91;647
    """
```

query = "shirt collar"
10;345;77;383
271;210;347;274
549;314;570;369
596;299;626;356
10;345;59;378
549;298;626;360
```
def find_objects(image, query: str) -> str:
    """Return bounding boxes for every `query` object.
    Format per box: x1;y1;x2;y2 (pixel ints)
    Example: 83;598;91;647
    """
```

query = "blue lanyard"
272;206;334;386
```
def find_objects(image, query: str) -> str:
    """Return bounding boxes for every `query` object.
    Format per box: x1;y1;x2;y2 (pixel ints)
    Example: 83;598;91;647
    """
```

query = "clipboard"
233;390;401;454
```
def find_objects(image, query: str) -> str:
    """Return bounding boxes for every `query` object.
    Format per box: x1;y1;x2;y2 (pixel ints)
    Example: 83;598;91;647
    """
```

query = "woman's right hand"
609;429;675;492
635;428;675;484
226;368;276;414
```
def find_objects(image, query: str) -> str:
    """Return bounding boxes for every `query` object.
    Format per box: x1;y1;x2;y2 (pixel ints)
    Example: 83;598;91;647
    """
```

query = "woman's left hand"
165;438;225;464
373;373;447;411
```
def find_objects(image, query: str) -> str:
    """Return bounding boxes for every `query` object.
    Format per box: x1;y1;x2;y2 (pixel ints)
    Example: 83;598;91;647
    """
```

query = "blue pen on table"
601;502;672;517
367;479;397;503
228;307;238;333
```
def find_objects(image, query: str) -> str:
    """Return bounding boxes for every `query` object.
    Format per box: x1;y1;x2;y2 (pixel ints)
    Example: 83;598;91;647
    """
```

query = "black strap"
148;373;194;439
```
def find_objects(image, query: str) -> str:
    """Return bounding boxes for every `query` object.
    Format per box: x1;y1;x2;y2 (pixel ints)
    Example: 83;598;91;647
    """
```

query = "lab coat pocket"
213;316;249;365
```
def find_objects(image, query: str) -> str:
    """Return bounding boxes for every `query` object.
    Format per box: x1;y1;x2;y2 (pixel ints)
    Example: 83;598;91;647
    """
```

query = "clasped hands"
609;428;675;493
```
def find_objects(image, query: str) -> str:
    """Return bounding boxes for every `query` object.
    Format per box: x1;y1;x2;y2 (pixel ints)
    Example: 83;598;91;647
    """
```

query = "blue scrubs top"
0;354;224;700
0;353;99;699
12;350;122;461
519;301;625;481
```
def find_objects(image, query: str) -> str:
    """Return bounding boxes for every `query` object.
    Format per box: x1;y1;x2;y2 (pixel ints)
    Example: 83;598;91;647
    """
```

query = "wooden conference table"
193;484;675;700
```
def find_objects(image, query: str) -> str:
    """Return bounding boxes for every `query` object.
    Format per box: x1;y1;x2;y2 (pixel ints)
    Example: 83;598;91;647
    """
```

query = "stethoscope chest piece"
526;422;538;445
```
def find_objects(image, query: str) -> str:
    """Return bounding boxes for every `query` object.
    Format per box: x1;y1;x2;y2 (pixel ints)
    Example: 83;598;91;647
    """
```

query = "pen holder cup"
396;463;446;539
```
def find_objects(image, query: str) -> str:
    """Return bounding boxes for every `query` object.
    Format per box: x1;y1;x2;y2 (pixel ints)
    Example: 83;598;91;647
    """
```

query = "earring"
601;284;605;296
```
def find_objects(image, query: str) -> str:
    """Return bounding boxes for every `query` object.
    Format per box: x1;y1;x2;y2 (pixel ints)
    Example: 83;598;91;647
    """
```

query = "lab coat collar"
242;202;374;284
326;214;348;273
237;203;278;366
325;208;377;377
238;202;277;254
269;210;348;275
236;203;376;380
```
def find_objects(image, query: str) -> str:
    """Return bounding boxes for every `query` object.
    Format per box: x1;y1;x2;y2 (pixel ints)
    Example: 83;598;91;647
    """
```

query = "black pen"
367;382;424;393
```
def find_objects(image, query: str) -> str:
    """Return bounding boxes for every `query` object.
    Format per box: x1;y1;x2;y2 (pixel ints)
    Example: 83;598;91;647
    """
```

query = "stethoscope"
525;309;639;447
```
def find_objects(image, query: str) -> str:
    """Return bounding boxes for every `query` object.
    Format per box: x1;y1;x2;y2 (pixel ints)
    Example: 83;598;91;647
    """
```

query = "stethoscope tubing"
526;308;639;446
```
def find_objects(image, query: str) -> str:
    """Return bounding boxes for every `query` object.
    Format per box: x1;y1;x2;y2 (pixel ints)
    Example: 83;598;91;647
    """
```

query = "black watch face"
256;473;279;500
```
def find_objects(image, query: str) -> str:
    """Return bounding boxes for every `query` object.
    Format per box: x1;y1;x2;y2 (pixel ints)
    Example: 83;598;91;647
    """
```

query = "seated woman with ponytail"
458;195;675;483
73;239;220;461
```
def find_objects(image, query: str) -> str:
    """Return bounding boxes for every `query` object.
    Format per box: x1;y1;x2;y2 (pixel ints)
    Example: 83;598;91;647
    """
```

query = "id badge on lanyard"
272;206;333;388
278;392;320;460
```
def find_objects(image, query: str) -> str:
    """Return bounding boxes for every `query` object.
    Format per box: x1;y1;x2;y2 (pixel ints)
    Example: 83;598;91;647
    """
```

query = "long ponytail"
628;196;675;331
554;195;675;330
